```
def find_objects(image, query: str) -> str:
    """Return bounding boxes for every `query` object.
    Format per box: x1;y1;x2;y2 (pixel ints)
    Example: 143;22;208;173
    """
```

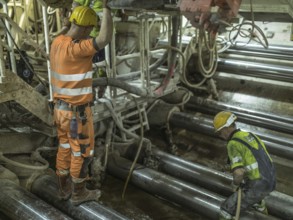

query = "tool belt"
55;100;91;128
55;100;90;113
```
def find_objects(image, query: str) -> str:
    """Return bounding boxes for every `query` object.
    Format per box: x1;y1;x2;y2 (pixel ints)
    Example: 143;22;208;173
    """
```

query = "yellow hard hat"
69;6;97;27
213;111;237;132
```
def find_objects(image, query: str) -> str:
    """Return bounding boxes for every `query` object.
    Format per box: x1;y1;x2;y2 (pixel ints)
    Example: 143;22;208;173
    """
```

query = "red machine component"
179;0;213;13
179;0;242;33
223;0;242;16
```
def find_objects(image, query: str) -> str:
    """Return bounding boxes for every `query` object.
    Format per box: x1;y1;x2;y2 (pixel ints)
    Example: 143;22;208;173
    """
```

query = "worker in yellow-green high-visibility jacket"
213;111;276;220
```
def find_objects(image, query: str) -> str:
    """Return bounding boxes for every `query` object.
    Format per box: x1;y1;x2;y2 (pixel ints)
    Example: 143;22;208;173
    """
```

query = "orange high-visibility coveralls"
50;35;98;181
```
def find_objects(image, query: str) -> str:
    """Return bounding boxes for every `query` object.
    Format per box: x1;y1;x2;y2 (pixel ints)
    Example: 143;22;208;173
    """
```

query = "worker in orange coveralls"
50;2;113;206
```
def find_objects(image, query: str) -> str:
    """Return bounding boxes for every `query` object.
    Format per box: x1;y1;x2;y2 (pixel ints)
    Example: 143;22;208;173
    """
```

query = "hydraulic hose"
122;99;145;200
0;152;49;171
92;77;149;97
103;121;114;170
198;29;218;78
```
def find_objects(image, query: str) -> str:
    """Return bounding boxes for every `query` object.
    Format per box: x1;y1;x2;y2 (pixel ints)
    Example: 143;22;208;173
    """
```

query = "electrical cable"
216;35;231;53
181;37;207;88
103;121;114;170
0;151;49;171
121;98;145;200
0;18;49;91
235;188;242;220
103;99;140;140
155;45;186;85
154;15;180;95
197;28;218;78
227;0;268;49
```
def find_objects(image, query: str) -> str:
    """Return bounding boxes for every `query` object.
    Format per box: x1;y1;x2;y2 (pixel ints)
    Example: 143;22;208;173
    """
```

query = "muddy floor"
100;174;207;220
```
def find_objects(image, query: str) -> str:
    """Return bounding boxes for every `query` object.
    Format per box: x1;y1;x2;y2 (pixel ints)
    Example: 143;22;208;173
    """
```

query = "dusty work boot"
70;181;101;206
253;200;268;215
57;175;71;200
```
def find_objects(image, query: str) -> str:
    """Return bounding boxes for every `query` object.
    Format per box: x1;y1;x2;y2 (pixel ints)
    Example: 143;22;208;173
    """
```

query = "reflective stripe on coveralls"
50;36;97;105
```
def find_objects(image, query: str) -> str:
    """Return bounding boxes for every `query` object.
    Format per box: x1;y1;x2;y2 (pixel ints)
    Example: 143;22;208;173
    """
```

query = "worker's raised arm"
95;0;113;50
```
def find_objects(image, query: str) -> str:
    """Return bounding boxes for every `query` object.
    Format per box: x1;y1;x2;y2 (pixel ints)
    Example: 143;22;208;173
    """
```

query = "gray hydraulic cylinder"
0;179;72;220
153;148;293;220
31;174;130;220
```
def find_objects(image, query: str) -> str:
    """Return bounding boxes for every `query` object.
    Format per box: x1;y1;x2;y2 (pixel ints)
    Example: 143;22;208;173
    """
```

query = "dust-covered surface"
99;174;207;220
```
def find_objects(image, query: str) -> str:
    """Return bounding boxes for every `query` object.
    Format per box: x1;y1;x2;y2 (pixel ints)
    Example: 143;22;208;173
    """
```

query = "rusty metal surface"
225;0;242;15
179;0;213;13
179;0;242;31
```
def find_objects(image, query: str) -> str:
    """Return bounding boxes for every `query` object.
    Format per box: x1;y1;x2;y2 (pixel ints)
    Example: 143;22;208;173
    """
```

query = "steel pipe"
219;52;293;67
169;112;293;160
222;43;293;62
229;44;293;57
0;179;72;220
31;174;130;220
218;43;293;81
186;96;293;137
221;50;293;62
107;154;277;220
153;148;293;220
217;58;293;83
154;148;233;195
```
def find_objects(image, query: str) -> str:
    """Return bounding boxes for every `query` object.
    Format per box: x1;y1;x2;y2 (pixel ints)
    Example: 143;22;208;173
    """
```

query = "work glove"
231;182;240;192
231;180;245;192
231;181;245;192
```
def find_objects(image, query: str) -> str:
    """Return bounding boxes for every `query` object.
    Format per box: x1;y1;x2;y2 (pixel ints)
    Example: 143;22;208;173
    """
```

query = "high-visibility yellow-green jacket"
227;129;273;181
